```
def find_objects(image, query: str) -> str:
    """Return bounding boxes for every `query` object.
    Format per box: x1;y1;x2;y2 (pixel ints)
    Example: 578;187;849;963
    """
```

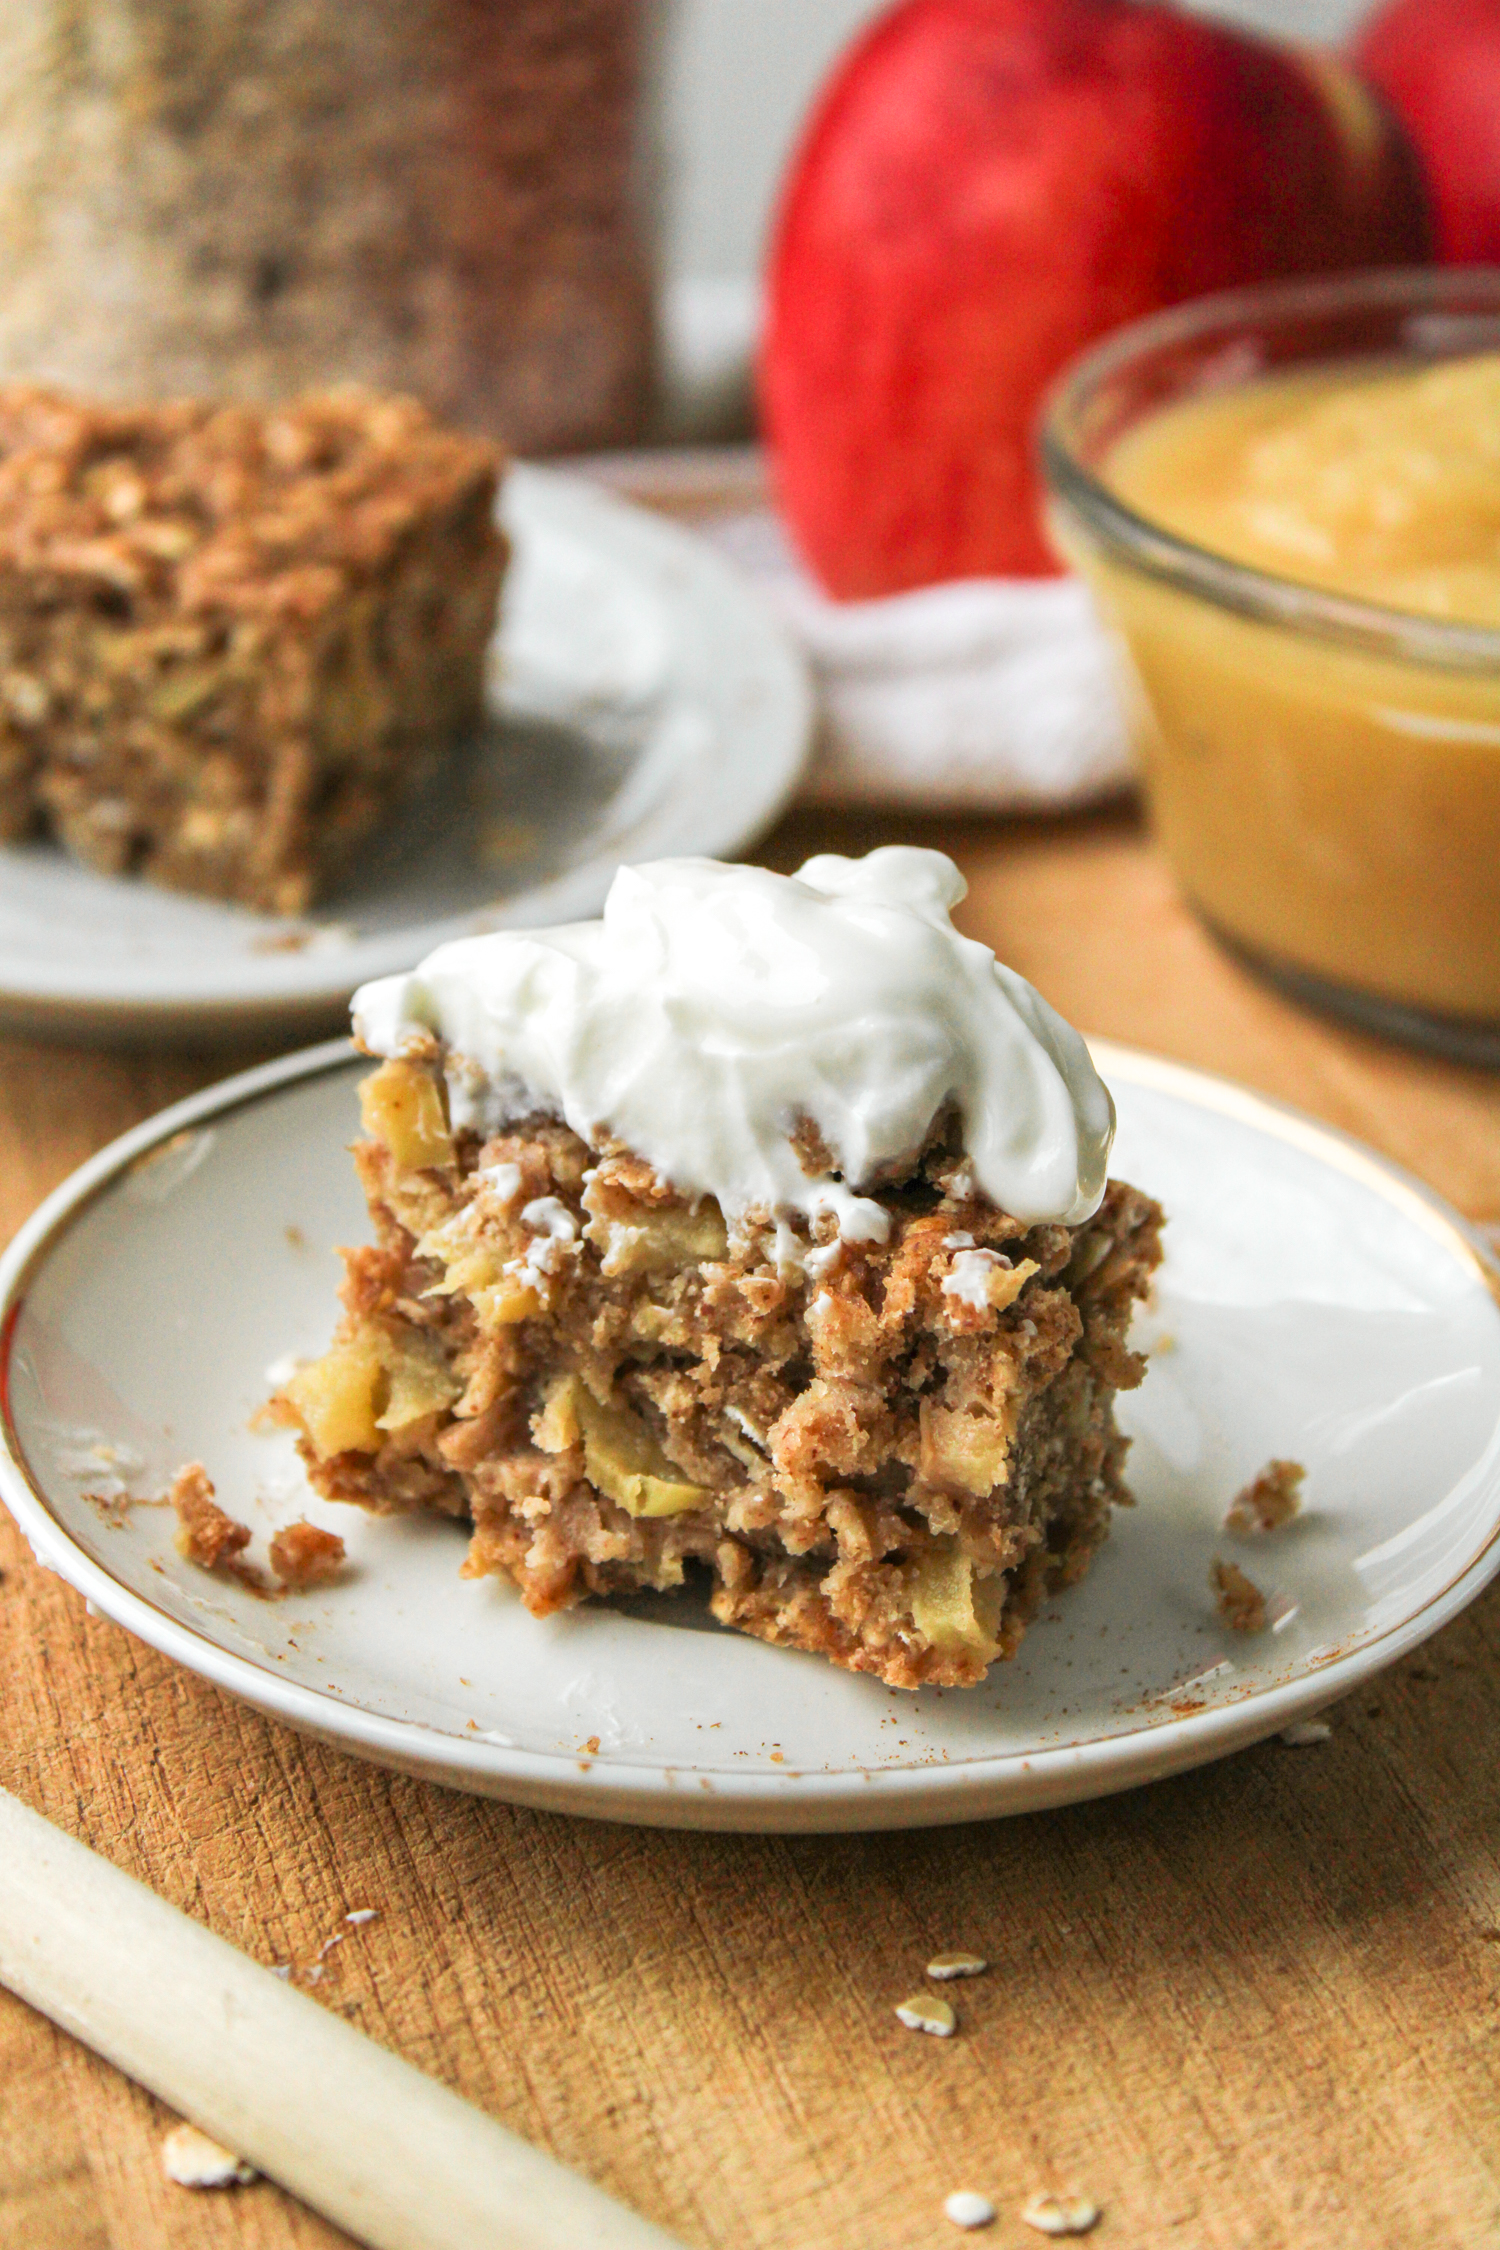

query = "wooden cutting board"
3;471;1500;2250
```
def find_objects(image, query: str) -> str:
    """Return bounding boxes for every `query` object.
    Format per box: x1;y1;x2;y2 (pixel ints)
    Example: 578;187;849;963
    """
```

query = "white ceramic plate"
0;467;811;1044
2;1040;1498;1833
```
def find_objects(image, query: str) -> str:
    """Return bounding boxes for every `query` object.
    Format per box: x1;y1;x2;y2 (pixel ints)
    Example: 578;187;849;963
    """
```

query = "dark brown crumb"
268;1520;346;1587
1225;1458;1305;1535
167;1461;286;1598
1211;1559;1268;1632
169;1462;251;1569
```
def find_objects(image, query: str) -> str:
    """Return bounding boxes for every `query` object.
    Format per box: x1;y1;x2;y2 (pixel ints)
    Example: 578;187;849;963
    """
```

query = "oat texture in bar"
0;387;505;911
272;853;1164;1690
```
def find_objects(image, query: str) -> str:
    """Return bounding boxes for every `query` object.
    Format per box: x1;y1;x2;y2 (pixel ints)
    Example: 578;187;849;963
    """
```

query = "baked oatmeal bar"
274;851;1163;1689
0;386;505;912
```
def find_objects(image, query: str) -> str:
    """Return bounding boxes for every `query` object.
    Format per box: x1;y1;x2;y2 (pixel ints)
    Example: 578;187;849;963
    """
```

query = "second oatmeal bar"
0;385;505;912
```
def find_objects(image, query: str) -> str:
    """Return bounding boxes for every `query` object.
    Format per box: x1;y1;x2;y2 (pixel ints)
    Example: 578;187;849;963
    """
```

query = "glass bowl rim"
1039;265;1500;673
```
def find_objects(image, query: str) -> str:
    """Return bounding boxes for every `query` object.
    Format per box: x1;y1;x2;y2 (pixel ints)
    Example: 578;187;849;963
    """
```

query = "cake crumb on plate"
1211;1559;1268;1632
268;1519;346;1586
169;1463;250;1571
1226;1458;1305;1535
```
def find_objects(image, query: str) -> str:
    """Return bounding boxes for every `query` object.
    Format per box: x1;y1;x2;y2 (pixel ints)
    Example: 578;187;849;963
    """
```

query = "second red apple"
1356;0;1500;263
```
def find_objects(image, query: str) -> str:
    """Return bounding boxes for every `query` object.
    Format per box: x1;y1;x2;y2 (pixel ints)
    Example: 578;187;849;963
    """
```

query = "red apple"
761;0;1432;594
1355;0;1500;263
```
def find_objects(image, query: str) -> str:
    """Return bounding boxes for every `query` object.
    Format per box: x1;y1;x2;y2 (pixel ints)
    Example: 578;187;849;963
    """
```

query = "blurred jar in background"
0;0;660;452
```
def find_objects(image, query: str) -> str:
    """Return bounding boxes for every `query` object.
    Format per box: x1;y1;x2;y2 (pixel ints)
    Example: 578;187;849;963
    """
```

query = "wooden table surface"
4;470;1500;2250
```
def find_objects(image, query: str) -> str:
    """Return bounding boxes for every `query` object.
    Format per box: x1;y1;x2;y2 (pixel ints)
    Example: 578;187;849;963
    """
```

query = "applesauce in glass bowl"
1042;268;1500;1065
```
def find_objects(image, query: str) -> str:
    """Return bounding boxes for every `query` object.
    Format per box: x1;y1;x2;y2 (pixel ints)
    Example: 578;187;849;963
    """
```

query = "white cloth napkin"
702;507;1134;811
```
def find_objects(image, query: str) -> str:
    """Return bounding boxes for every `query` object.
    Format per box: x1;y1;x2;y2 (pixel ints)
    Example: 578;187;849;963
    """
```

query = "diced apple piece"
918;1401;1012;1496
989;1257;1039;1311
567;1379;709;1518
286;1324;460;1455
417;1208;503;1300
471;1277;542;1328
909;1539;1003;1659
287;1337;387;1457
416;1208;540;1329
359;1058;454;1173
376;1334;461;1431
584;1197;728;1276
533;1376;582;1455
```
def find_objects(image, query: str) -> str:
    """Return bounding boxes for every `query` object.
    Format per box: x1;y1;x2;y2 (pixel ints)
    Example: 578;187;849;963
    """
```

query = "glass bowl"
1041;268;1500;1067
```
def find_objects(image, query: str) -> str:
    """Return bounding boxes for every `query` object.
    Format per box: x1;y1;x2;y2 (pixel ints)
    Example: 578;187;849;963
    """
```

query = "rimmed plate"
1;1039;1497;1833
0;466;812;1044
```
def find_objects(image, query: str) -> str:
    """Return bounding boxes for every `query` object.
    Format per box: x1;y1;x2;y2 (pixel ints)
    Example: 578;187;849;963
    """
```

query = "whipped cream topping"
352;848;1113;1233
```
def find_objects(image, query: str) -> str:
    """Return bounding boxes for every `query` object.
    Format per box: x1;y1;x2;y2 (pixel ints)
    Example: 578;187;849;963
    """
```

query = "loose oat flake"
895;1992;956;2036
927;1950;988;1980
161;2123;258;2189
1021;2193;1101;2236
945;2189;997;2228
1280;1719;1331;1746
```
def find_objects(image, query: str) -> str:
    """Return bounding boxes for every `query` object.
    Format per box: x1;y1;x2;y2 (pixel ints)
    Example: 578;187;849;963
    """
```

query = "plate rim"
0;465;814;1039
1;1036;1498;1832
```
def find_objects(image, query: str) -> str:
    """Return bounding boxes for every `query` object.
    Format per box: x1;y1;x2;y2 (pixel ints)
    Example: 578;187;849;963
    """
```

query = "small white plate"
2;1041;1498;1833
0;467;811;1044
